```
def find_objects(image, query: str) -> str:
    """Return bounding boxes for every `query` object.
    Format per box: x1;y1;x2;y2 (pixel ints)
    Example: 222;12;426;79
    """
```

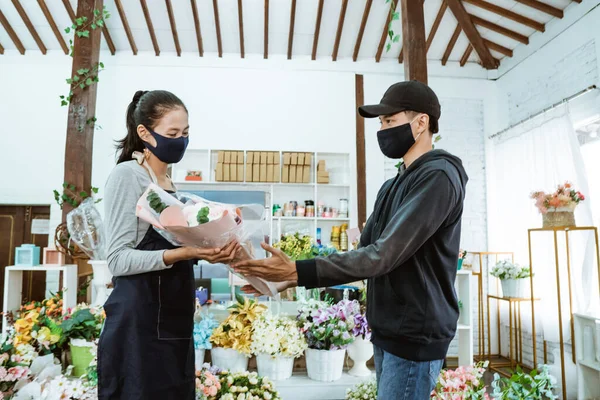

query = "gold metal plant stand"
528;226;600;400
469;251;514;359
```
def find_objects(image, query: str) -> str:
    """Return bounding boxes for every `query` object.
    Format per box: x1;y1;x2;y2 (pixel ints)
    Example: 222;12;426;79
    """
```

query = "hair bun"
132;90;149;105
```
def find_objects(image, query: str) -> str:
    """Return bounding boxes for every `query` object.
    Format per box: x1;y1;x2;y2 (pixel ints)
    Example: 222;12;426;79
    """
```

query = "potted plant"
250;312;307;381
347;300;372;377
299;299;357;382
209;295;267;373
530;182;585;228
491;260;532;299
60;305;104;377
491;365;557;399
431;361;490;399
458;249;467;270
346;379;377;400
193;311;219;371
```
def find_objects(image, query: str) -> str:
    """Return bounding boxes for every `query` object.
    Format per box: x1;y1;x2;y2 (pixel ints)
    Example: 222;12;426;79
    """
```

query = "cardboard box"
218;151;225;163
274;164;281;182
223;164;230;181
260;152;268;165
237;164;244;182
303;166;311;183
267;152;274;164
291;153;298;165
289;166;297;183
246;164;253;182
282;165;289;183
304;153;312;166
317;160;326;171
216;163;224;181
238;152;244;163
224;151;231;164
317;171;330;179
230;164;237;182
253;164;260;182
296;165;303;183
267;165;274;182
297;153;305;165
283;153;291;165
231;151;238;165
317;177;329;184
260;164;267;182
247;151;254;165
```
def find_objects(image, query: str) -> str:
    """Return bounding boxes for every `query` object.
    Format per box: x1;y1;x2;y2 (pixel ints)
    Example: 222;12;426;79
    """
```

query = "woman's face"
138;107;189;147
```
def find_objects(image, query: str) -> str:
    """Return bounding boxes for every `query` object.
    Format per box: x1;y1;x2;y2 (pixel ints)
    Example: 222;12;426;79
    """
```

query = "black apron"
97;224;195;400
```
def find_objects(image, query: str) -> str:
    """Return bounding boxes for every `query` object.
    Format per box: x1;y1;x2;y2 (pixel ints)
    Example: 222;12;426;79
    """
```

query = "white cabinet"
574;312;600;400
456;270;474;366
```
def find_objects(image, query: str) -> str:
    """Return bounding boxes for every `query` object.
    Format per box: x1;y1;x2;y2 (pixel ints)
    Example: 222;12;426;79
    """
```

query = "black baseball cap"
358;80;441;120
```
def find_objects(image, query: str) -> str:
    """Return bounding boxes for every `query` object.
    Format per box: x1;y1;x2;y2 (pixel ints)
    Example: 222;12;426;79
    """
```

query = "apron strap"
132;151;177;191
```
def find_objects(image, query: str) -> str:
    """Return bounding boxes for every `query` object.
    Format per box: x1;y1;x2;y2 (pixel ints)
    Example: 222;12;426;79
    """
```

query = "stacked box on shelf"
317;159;329;184
215;151;244;182
282;152;311;183
246;151;278;182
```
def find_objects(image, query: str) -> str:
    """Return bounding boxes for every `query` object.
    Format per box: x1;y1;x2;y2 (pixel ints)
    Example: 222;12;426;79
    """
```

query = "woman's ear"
137;124;156;147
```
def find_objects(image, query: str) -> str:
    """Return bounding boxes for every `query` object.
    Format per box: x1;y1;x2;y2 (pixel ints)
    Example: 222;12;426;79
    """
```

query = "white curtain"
488;106;599;346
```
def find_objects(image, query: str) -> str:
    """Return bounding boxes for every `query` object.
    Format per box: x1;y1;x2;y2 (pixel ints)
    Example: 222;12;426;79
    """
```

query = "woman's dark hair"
115;90;188;164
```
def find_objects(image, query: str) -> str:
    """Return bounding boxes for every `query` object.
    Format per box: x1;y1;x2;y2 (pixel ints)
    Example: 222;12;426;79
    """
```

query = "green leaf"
91;24;97;30
79;83;86;89
393;35;400;43
97;20;104;28
392;12;400;21
73;75;80;82
92;187;99;194
65;27;71;34
61;100;68;106
76;18;84;26
69;184;76;191
386;43;391;53
81;30;90;38
99;62;105;69
66;78;73;84
85;78;93;86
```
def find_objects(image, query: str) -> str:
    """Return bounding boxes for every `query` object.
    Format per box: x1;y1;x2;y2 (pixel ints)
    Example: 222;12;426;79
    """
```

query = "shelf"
6;265;76;272
276;371;373;400
456;269;472;275
578;359;600;372
457;324;472;330
174;181;350;188
272;217;351;222
316;218;350;222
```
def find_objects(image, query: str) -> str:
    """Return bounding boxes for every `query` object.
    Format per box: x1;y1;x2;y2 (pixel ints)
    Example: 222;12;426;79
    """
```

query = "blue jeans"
374;345;443;400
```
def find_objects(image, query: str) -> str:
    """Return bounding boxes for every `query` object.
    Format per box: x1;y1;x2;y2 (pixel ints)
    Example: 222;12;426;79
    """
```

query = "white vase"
88;260;113;307
195;349;205;371
347;337;373;377
256;353;294;381
500;278;527;298
305;348;346;382
210;347;248;373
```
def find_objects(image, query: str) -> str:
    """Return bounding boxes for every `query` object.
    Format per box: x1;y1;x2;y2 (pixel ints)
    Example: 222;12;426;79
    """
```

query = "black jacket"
297;150;468;361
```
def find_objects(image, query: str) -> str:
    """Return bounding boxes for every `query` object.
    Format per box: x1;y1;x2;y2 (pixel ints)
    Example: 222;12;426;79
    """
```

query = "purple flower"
352;313;371;340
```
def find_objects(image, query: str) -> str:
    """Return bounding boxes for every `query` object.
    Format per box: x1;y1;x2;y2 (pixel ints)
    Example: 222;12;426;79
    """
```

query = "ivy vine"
385;0;401;52
53;182;101;210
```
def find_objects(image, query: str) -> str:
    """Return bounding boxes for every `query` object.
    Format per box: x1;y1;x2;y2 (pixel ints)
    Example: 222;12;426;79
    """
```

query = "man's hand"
241;281;297;297
231;242;298;282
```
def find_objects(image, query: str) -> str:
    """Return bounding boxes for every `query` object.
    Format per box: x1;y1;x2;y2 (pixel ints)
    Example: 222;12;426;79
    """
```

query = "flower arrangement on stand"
251;312;306;381
193;310;219;371
530;181;585;228
458;249;467;270
60;305;104;377
210;295;267;373
491;260;532;299
491;365;557;399
346;379;377;400
346;305;372;377
299;300;358;382
430;361;490;399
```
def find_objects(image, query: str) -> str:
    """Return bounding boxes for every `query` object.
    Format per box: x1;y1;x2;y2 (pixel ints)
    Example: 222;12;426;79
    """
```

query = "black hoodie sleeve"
296;169;457;289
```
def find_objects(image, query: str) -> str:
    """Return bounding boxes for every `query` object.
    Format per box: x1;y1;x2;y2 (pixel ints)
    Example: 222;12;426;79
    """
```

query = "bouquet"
299;300;359;350
210;295;267;356
251;313;306;358
60;305;105;343
12;305;63;356
491;365;557;399
530;181;585;214
346;379;377;400
217;370;280;400
195;368;221;400
136;183;276;296
274;233;314;261
431;361;490;399
0;336;31;399
491;260;531;280
66;197;107;260
194;313;219;350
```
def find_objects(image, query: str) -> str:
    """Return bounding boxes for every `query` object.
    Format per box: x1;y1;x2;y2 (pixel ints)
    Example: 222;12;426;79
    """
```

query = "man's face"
378;111;411;131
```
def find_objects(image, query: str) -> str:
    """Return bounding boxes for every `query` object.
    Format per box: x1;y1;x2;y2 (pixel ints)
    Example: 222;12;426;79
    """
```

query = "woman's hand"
240;281;297;297
163;241;241;265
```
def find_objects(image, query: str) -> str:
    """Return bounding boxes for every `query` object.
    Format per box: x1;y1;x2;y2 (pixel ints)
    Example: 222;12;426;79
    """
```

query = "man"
233;80;468;399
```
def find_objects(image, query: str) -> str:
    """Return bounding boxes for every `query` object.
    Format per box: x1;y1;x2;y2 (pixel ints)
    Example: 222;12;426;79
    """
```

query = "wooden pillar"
62;0;103;221
355;75;367;231
400;0;427;84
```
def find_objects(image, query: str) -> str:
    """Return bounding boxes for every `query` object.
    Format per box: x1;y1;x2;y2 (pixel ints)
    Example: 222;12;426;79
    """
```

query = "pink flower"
0;367;7;380
208;385;218;396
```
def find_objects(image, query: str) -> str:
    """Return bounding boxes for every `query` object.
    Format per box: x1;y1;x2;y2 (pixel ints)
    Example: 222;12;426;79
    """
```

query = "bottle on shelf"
331;226;341;250
340;225;348;252
316;228;322;247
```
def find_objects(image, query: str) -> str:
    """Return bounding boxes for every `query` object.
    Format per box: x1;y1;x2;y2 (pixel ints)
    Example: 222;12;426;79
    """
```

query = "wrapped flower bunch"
346;379;377;400
218;371;281;400
530;181;585;214
431;361;490;399
210;295;267;356
194;314;219;350
491;260;531;280
299;300;359;350
195;368;221;400
250;312;306;358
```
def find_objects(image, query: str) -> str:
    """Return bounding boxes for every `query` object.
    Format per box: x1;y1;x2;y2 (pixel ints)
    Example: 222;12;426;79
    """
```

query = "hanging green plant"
53;183;100;210
385;0;400;52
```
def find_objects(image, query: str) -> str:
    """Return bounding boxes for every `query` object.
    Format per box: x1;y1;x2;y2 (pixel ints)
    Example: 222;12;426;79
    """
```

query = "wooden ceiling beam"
332;0;348;61
12;0;46;54
140;0;160;56
62;0;115;54
213;0;223;57
447;0;496;69
190;0;203;56
400;0;428;82
353;0;373;62
0;10;25;54
470;15;528;44
425;1;448;53
462;0;545;32
38;0;69;54
375;0;398;62
484;39;512;57
115;0;137;55
441;24;461;66
287;0;296;60
165;0;181;56
0;41;4;54
312;0;324;60
237;0;245;58
62;0;76;21
515;0;563;18
264;0;269;59
460;44;472;66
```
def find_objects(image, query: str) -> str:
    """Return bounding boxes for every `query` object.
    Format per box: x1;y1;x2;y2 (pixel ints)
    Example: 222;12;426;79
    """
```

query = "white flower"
263;393;272;400
231;386;238;393
249;378;258;385
237;394;246;400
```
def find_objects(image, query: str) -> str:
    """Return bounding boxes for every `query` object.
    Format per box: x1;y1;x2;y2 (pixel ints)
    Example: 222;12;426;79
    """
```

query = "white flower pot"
88;260;113;307
210;347;248;373
195;349;205;371
256;353;294;381
347;337;373;377
305;348;346;382
500;278;527;299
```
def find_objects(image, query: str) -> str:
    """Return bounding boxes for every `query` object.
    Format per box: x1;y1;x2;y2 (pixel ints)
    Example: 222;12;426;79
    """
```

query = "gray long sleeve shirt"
104;160;172;276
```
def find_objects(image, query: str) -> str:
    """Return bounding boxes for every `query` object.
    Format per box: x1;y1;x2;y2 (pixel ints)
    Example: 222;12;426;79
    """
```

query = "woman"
98;90;238;399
